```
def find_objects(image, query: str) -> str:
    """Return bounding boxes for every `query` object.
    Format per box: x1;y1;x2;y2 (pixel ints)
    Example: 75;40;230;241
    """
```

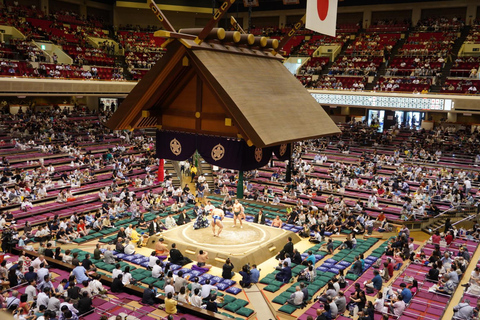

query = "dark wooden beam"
196;76;203;131
195;0;236;44
230;16;246;34
149;0;176;32
160;109;228;120
160;126;239;138
273;14;306;55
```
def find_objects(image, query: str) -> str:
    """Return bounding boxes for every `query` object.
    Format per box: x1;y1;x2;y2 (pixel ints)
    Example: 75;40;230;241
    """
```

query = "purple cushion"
221;279;236;286
217;282;230;291
338;261;351;267
169;264;181;271
201;273;214;280
189;270;204;277
191;265;209;273
226;287;242;295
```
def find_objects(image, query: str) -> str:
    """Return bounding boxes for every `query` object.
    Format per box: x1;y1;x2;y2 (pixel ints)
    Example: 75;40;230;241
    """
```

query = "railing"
429;205;477;233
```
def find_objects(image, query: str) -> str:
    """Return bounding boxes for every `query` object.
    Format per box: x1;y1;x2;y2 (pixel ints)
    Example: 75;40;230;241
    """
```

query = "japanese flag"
306;0;338;37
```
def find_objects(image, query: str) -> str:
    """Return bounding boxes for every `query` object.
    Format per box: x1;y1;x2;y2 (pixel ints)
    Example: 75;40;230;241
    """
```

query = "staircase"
366;31;409;90
421;206;476;234
164;160;181;188
433;25;471;92
197;156;215;190
319;37;354;76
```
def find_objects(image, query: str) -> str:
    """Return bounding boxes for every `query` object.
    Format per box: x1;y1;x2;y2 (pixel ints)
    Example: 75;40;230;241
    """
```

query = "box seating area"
366;22;410;33
305;75;367;90
125;51;165;70
416;17;464;32
329;56;383;76
450;56;480;78
345;33;401;56
399;32;457;57
213;127;480;224
297;57;330;76
2;252;206;320
377;77;432;93
441;79;480;94
62;46;115;66
117;31;167;52
259;237;384;317
465;24;480;44
64;244;256;319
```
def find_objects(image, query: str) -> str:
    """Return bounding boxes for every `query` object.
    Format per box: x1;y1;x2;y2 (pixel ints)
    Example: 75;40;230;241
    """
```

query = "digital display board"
311;93;453;111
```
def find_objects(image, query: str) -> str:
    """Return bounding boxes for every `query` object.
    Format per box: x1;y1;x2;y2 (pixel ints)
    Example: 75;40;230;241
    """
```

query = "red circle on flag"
317;0;329;21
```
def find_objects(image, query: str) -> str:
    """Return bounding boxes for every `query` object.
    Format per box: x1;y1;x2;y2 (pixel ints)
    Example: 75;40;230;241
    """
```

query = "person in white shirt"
122;266;133;286
25;279;37;302
152;260;163;278
124;240;135;255
112;264;123;280
148;251;159;270
88;274;106;295
200;279;218;299
287;286;304;306
190;288;202;307
125;225;133;239
204;201;215;214
374;292;388;313
164;213;177;229
37;288;50;308
164;279;175;296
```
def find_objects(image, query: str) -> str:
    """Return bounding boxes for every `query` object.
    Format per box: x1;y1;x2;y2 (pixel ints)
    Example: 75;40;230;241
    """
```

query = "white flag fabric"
306;0;338;37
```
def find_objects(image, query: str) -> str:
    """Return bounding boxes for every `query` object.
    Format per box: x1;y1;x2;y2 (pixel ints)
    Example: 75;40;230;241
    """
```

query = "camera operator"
1;228;18;253
239;264;252;288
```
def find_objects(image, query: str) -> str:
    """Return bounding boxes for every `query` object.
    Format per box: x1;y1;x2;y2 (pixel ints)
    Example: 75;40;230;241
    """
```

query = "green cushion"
260;276;274;284
223;295;236;303
132;273;146;281
224;303;241;312
271;280;284;287
220;312;235;319
235;299;248;308
278;304;298;314
345;273;359;281
307;284;321;293
313;280;327;288
272;295;289;305
236;307;254;317
142;277;158;285
291;265;305;276
263;284;280;292
153;280;165;288
95;262;106;269
103;264;115;272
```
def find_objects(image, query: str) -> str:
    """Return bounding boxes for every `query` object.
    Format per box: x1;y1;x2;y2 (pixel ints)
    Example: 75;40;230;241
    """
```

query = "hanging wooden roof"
106;28;340;147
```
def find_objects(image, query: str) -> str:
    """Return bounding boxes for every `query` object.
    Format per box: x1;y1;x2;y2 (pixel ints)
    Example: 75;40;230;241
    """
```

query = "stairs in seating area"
164;160;181;188
197;156;215;190
421;206;476;234
436;25;471;91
